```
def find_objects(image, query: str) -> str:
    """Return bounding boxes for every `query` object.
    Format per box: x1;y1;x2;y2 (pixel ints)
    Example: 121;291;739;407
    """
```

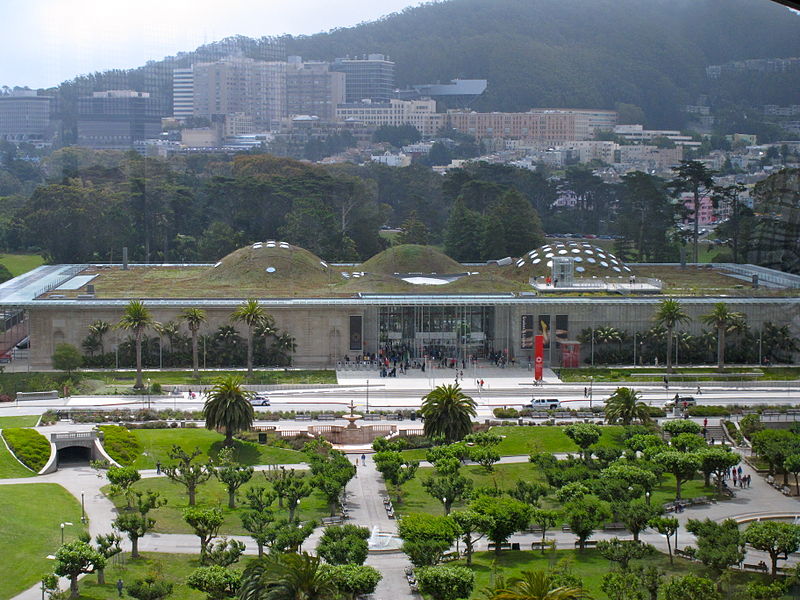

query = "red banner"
534;335;544;380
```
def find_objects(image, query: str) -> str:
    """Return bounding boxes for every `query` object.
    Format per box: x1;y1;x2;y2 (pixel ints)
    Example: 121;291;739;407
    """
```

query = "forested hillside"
45;0;800;133
283;0;800;127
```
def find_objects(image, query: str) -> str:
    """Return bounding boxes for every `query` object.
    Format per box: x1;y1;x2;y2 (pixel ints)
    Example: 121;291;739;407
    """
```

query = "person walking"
361;454;366;466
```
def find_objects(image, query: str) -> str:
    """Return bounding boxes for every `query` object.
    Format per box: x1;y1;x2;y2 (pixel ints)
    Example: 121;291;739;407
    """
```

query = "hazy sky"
0;0;421;89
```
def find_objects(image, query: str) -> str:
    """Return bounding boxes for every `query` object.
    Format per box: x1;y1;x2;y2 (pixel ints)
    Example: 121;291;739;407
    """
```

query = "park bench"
317;414;336;421
16;390;59;401
322;516;343;526
530;539;556;551
603;522;626;531
441;551;461;562
574;540;599;549
561;525;572;532
743;563;768;573
295;414;312;421
487;542;512;551
527;526;544;534
363;414;381;421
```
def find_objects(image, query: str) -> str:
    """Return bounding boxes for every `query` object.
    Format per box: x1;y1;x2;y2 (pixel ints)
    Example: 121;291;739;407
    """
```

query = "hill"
283;0;800;127
48;0;800;133
360;245;464;274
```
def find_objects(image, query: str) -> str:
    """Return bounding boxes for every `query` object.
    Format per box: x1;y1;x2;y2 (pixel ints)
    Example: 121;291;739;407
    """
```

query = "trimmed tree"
54;541;106;599
186;565;241;600
214;447;254;508
322;564;382;600
162;445;214;506
563;495;612;550
743;521;800;576
661;575;720;600
398;513;461;567
653;451;700;501
649;517;679;565
564;423;601;462
686;518;744;576
316;524;370;565
184;507;224;563
416;566;475;600
471;495;531;555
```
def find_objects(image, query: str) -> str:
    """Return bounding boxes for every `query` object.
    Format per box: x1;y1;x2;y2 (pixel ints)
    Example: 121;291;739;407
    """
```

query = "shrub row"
40;407;357;425
2;427;51;472
98;425;143;465
686;405;731;417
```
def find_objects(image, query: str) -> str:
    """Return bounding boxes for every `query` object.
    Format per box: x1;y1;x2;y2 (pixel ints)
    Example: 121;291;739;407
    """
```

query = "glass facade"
378;305;494;359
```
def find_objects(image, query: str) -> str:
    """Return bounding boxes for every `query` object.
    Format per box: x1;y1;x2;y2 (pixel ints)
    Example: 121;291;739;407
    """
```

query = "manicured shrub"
493;407;520;419
99;425;143;465
2;427;51;471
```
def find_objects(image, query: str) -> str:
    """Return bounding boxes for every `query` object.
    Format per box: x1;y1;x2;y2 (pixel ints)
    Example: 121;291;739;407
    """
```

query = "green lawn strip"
130;429;305;470
558;367;769;383
0;433;36;478
0;415;40;428
0;253;45;276
490;425;625;455
106;474;328;535
401;463;717;516
2;427;51;471
760;367;800;381
460;549;775;599
90;369;336;390
0;483;87;599
76;552;233;600
99;425;143;465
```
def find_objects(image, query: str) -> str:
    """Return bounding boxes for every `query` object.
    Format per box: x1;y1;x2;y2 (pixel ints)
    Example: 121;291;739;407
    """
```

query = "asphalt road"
3;383;799;419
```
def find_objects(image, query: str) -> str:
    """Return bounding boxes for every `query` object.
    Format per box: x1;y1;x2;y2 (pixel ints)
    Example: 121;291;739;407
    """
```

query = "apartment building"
77;90;163;150
336;99;443;137
330;54;395;103
172;67;194;120
0;90;53;144
285;59;345;121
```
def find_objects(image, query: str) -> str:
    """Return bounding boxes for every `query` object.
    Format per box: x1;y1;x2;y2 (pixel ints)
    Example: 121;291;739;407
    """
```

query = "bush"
0;394;12;403
99;425;143;465
647;407;666;417
723;421;744;445
150;382;162;394
687;406;731;417
740;414;763;439
493;407;519;419
2;427;51;471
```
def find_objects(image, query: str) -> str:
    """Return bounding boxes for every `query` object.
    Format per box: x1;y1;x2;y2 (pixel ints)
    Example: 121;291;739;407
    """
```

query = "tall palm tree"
239;552;337;600
180;308;207;379
420;384;477;443
88;320;110;355
701;302;745;371
604;387;651;426
492;570;591;600
653;298;690;373
203;375;254;447
116;300;156;389
231;298;265;377
275;332;297;366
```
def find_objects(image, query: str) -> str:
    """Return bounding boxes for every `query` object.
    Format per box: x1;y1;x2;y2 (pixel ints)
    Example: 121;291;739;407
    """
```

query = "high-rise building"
0;90;53;144
172;67;194;120
285;59;345;121
330;54;395;103
191;57;286;130
77;90;163;149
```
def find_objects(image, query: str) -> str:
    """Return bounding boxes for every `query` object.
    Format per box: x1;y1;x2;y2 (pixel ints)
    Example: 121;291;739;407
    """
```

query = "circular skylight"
532;258;541;265
266;267;276;273
576;266;586;273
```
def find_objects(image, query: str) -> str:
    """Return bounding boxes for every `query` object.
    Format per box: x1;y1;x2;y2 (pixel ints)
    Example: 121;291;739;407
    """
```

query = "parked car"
530;398;561;409
250;392;270;406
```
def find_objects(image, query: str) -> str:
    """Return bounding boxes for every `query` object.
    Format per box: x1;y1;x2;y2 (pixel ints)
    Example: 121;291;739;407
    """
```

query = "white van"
530;398;561;410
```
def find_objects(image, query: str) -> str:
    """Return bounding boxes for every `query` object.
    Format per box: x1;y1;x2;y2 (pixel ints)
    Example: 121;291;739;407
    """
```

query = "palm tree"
203;374;254;447
88;320;110;355
701;302;745;371
239;552;337;600
604;387;651;426
275;332;297;366
116;300;156;389
231;298;266;377
653;298;690;373
254;314;278;362
420;384;477;443
492;570;591;600
179;308;207;379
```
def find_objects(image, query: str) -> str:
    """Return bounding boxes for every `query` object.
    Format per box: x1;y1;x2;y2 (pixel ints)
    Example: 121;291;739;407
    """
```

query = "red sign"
534;335;544;380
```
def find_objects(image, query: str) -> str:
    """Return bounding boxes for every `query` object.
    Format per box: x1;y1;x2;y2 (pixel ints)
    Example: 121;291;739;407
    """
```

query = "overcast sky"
0;0;421;89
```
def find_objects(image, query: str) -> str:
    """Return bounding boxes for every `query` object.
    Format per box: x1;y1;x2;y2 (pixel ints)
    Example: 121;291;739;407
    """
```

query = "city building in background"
330;54;395;103
76;90;163;150
0;90;53;145
171;67;194;120
286;57;345;121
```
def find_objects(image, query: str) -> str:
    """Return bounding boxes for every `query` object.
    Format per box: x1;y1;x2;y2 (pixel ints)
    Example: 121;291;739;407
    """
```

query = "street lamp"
442;497;447;515
81;491;86;524
147;378;152;411
60;522;73;545
589;377;594;409
645;491;651;506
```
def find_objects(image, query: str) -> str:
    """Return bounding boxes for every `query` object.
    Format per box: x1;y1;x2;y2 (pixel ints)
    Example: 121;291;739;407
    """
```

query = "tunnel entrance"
57;445;91;466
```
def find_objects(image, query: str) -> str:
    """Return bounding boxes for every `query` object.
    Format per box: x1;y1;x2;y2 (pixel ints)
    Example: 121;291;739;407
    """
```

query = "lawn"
130;429;307;470
0;253;44;276
558;367;768;383
0;415;40;428
0;435;35;478
77;552;234;600
491;425;625;455
460;549;778;599
0;483;86;599
106;473;328;535
400;462;717;516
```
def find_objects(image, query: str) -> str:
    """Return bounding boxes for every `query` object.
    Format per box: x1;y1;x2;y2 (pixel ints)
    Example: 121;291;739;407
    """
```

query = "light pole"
633;332;636;367
589;377;594;409
81;491;86;524
591;328;595;367
147;378;151;411
645;490;651;506
60;522;73;545
442;497;447;516
366;379;370;414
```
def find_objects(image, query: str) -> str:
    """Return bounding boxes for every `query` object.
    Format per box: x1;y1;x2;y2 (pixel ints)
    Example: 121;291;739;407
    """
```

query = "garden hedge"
2;427;51;472
98;425;143;465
